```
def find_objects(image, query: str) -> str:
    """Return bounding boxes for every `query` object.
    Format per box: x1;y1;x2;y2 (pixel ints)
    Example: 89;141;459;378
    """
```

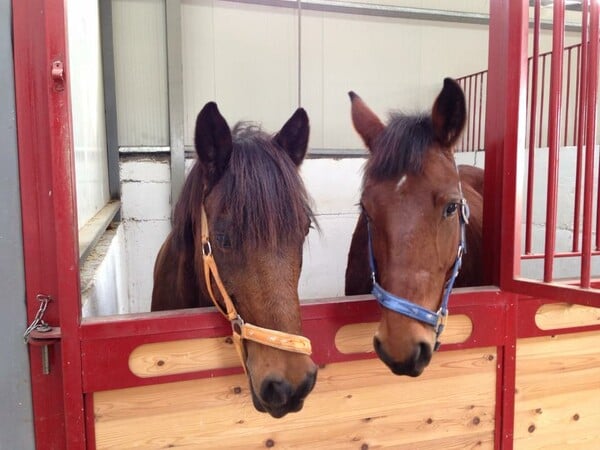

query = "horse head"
346;79;482;376
153;103;317;417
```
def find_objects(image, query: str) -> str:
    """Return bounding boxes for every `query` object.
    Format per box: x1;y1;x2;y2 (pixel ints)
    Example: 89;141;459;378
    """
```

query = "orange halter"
200;206;312;372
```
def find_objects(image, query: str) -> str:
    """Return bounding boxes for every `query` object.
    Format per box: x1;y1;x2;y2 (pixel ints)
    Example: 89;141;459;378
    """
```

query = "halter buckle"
202;239;212;257
231;315;244;336
460;200;470;225
435;309;449;335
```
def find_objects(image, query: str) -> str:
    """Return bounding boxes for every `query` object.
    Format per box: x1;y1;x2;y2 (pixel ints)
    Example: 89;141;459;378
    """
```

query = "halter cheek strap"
200;207;312;373
366;196;469;352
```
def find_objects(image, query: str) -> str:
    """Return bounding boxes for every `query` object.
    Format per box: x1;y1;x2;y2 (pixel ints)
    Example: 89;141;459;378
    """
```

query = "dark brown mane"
365;113;433;181
172;122;314;253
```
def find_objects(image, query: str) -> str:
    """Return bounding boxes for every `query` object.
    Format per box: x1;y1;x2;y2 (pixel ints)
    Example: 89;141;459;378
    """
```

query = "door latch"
24;295;61;375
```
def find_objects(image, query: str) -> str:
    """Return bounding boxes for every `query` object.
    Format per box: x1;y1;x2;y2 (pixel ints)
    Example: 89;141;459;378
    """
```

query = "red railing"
456;70;487;155
457;42;595;154
466;1;600;290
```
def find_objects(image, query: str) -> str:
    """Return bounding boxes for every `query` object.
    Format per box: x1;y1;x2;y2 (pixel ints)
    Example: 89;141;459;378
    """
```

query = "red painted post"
12;0;85;448
543;0;565;283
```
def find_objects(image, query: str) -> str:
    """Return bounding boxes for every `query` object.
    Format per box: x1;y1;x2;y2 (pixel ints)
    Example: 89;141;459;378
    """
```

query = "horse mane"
172;122;314;253
365;113;434;181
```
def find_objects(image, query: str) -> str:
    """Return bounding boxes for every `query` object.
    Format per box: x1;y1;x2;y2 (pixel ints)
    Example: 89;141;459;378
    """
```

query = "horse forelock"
172;122;313;253
222;123;313;250
365;113;434;182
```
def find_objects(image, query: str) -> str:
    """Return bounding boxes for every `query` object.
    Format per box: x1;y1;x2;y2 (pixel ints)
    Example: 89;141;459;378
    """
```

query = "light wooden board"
535;302;600;330
514;330;600;450
128;313;474;378
335;314;473;354
129;336;238;377
95;347;496;449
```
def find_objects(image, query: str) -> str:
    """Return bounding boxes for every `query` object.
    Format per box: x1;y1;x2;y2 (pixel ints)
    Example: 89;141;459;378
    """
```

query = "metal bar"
465;76;471;151
583;0;600;284
573;15;588;253
477;72;484;151
460;78;466;151
470;75;476;151
593;0;600;252
542;0;565;283
573;45;580;148
504;277;600;308
166;0;185;211
221;0;582;31
526;0;541;255
563;47;571;146
538;54;546;147
521;250;600;260
98;0;120;200
297;0;302;106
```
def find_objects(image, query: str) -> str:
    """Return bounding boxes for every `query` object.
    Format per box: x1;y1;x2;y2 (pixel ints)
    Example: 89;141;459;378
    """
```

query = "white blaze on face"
396;175;407;191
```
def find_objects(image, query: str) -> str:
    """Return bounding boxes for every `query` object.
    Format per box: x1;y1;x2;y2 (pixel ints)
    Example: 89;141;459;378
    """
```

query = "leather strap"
200;206;312;371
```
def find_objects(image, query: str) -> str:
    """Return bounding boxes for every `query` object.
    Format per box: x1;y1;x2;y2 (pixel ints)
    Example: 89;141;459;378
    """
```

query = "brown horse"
152;102;317;418
345;78;484;377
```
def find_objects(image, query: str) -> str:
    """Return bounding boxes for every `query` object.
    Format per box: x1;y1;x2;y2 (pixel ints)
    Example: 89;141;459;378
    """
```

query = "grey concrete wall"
0;1;36;448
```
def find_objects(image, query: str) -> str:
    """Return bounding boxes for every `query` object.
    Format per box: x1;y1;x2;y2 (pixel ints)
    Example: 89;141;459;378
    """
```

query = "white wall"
83;145;600;316
112;0;169;146
81;2;598;315
114;0;491;149
67;0;110;228
83;149;484;315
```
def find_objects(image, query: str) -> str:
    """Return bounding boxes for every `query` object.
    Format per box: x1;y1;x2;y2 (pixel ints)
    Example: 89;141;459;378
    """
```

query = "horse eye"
306;222;314;235
359;202;371;220
444;202;458;218
215;233;232;249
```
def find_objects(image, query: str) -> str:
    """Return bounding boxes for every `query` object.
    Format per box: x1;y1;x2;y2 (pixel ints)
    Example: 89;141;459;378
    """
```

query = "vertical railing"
458;45;591;153
525;0;541;254
465;2;600;290
456;70;487;153
583;0;599;287
542;0;565;282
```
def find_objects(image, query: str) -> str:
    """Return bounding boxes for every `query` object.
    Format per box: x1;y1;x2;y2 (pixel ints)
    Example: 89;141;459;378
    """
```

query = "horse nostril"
373;336;382;354
260;377;292;408
300;369;317;398
414;341;432;368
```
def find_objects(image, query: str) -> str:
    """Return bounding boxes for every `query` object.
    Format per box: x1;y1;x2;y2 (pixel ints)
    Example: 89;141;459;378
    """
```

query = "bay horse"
152;102;317;418
345;78;484;377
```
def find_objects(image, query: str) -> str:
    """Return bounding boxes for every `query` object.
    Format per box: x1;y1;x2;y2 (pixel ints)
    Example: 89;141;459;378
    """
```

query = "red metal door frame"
12;1;599;449
13;0;85;448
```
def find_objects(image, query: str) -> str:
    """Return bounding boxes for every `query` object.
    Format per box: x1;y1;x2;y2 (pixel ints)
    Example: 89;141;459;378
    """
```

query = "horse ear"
273;108;310;166
194;102;233;187
349;91;385;151
431;78;466;148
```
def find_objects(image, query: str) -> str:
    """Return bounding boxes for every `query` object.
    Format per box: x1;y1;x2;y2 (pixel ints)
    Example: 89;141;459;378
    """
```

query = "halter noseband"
366;177;469;351
200;206;312;372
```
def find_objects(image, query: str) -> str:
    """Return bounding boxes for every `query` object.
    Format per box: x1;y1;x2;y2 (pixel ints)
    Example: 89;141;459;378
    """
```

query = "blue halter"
366;186;469;351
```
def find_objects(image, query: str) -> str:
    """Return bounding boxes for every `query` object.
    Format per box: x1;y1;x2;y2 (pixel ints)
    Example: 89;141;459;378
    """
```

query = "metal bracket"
51;60;65;91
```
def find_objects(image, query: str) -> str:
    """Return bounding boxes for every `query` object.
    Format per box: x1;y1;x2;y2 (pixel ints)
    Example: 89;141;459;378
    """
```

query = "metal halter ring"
202;240;212;257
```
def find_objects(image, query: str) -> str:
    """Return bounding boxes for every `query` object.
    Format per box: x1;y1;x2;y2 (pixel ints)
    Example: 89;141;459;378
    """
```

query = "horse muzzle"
373;335;432;377
249;369;317;418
